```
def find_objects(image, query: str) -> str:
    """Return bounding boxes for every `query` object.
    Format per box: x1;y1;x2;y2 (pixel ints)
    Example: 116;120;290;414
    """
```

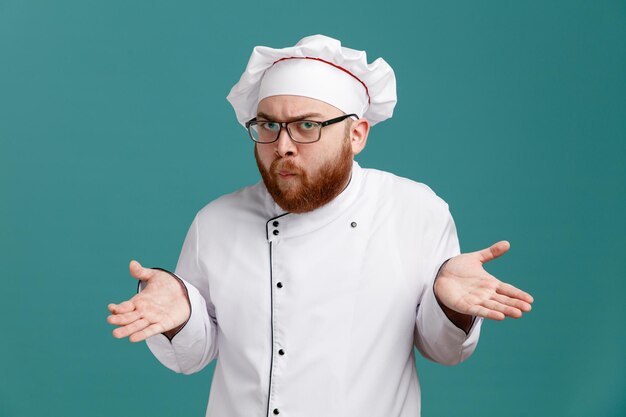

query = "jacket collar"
261;160;364;242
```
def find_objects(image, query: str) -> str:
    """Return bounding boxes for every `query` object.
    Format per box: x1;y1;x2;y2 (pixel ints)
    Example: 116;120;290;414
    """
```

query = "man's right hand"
107;260;191;342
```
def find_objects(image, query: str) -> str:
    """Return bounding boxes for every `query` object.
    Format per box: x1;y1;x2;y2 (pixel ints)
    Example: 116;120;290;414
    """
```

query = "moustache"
271;158;304;176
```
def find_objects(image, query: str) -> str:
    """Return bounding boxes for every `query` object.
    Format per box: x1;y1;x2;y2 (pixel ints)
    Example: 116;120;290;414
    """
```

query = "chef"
107;35;534;417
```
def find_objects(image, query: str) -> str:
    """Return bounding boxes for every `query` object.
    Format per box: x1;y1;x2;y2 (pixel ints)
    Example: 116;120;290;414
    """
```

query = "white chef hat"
226;34;397;127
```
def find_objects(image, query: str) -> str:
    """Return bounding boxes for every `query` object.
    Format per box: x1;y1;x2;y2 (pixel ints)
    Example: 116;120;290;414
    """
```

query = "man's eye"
298;121;317;130
260;122;280;132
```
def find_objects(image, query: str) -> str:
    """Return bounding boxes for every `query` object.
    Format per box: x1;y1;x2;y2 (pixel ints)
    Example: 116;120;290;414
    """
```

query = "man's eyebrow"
256;112;325;121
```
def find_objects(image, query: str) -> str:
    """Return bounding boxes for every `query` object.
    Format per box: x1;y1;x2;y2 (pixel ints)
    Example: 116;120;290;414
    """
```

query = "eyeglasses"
245;113;358;144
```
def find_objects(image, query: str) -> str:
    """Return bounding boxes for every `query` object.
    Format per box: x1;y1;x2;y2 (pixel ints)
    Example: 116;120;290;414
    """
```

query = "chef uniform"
138;35;483;417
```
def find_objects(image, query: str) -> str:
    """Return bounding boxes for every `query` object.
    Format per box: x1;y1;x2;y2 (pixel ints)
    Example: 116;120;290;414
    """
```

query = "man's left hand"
434;240;534;321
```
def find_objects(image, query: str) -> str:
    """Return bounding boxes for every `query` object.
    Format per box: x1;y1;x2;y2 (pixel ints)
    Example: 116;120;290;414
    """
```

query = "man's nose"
276;126;297;157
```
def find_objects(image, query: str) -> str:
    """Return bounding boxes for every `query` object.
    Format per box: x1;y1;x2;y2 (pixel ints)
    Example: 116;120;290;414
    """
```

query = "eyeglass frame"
245;113;359;144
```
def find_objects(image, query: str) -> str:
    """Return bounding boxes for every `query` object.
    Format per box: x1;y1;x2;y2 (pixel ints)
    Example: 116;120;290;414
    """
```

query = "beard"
255;138;353;214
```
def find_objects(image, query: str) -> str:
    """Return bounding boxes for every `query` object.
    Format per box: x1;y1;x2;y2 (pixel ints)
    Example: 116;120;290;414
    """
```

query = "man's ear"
350;118;370;156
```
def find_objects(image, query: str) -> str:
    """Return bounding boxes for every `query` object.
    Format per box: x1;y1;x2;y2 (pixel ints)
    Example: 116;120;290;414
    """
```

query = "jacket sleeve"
137;214;219;374
414;204;483;366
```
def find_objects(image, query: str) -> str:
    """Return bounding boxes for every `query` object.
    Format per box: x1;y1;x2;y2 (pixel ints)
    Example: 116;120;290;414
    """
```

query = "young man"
107;35;533;417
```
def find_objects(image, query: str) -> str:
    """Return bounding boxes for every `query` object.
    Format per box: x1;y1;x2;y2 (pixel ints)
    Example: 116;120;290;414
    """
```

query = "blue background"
1;1;624;416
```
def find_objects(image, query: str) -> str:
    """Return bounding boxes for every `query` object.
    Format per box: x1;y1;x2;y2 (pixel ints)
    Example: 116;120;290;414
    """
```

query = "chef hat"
226;34;397;127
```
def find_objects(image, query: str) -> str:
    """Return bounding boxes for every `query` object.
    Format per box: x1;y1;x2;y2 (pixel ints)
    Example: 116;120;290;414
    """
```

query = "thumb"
476;240;510;264
129;259;155;281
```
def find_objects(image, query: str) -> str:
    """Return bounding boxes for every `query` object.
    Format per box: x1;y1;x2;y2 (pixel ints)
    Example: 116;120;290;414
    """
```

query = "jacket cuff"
418;282;483;364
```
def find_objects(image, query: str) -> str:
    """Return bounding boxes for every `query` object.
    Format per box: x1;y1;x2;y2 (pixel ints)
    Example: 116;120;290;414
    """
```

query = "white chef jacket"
139;161;483;417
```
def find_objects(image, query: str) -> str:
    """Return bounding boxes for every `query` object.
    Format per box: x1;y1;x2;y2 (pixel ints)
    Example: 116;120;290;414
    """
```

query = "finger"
493;293;532;313
481;299;523;319
108;300;136;314
129;260;156;281
107;310;142;326
112;318;150;339
467;304;506;321
476;240;510;264
129;323;166;343
496;282;534;304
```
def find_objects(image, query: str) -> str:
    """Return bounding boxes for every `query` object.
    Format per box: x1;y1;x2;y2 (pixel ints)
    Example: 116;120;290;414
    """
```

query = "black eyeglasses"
245;113;358;144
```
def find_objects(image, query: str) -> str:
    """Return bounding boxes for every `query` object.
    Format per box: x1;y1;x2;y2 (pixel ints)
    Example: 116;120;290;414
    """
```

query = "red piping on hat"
272;56;371;104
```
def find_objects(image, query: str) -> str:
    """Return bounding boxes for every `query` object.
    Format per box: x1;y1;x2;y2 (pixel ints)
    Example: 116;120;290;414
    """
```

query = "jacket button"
273;221;279;227
277;282;283;288
351;221;357;228
273;230;279;236
273;409;280;415
278;349;285;355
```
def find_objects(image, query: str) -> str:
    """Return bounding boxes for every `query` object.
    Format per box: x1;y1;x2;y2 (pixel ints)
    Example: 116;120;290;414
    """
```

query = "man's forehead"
256;95;344;119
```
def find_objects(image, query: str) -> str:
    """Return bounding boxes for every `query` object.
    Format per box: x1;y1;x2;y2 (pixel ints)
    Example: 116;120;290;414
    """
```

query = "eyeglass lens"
250;121;321;143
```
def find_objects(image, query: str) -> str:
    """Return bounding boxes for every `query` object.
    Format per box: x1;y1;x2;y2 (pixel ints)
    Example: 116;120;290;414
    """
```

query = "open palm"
107;260;191;342
434;241;534;321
